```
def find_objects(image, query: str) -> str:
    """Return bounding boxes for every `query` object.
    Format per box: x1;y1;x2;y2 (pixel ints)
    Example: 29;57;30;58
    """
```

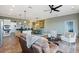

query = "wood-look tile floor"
76;38;79;53
57;38;79;53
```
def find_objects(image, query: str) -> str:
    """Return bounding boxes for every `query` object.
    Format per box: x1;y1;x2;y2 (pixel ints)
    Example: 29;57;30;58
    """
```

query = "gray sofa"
18;35;59;53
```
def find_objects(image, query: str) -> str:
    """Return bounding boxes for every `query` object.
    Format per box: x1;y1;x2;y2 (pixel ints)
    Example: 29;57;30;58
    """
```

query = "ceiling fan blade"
54;9;60;12
55;5;63;9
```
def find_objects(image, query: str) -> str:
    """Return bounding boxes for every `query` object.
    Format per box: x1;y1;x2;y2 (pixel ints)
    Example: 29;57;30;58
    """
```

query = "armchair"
61;32;76;43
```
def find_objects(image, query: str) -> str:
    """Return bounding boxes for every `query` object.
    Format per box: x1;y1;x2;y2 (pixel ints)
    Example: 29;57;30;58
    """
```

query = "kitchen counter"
0;36;22;53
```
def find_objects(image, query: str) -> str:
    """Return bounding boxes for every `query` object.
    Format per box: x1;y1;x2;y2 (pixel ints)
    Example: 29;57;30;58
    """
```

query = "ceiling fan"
44;5;63;13
49;5;63;13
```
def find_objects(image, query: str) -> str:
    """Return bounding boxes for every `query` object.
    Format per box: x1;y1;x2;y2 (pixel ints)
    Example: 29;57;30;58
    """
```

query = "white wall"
44;13;79;35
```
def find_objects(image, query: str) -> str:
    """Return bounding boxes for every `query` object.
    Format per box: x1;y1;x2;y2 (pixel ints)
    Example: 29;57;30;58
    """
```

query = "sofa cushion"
32;44;42;53
49;42;58;53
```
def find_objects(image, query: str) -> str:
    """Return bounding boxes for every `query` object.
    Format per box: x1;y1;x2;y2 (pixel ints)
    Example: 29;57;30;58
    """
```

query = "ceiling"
0;5;79;20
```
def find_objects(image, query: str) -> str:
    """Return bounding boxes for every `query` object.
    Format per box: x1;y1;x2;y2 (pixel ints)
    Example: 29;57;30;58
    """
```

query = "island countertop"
0;36;22;53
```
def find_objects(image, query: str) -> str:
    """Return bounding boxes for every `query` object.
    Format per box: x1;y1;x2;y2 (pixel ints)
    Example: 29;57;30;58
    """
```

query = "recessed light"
24;21;26;23
71;6;75;9
10;9;13;11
